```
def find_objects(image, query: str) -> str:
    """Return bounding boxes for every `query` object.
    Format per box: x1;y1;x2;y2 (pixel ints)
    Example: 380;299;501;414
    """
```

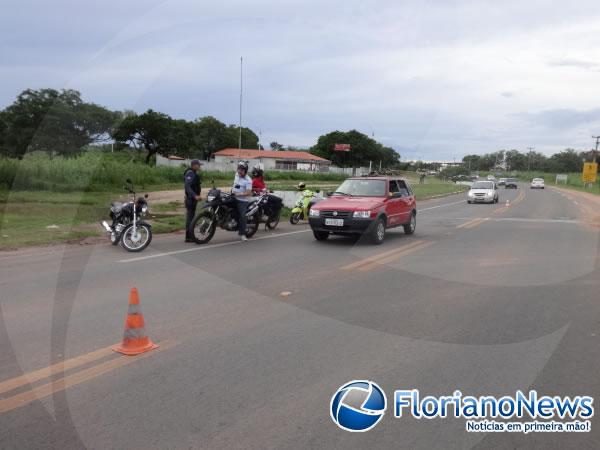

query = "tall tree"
270;141;284;150
192;116;228;159
0;88;117;158
112;109;184;164
311;130;400;168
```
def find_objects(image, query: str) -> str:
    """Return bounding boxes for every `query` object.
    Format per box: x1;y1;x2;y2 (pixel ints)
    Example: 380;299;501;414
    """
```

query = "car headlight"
486;191;494;196
468;191;474;197
353;211;371;218
309;209;320;217
207;195;215;201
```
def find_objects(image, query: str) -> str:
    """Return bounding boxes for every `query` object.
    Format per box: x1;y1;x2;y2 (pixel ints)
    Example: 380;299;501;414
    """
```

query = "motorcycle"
247;189;283;230
191;186;259;244
290;189;321;224
101;179;152;252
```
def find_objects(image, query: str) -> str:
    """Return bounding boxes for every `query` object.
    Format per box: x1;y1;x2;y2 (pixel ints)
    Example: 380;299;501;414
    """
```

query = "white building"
213;148;331;172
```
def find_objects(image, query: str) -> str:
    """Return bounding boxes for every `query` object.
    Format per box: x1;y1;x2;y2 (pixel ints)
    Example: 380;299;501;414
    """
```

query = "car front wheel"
368;218;386;245
313;230;329;241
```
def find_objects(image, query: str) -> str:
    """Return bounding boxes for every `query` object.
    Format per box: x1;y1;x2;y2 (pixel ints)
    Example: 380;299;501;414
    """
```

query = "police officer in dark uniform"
184;160;202;242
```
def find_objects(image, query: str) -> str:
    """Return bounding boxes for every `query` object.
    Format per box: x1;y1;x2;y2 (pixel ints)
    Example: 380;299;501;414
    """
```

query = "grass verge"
0;179;463;250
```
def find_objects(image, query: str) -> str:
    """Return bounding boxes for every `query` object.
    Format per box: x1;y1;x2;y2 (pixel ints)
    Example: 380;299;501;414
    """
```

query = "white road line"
118;229;311;263
427;216;582;224
418;199;466;212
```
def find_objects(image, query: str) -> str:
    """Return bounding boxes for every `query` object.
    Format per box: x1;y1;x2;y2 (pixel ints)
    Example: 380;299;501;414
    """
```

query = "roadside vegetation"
0;152;463;250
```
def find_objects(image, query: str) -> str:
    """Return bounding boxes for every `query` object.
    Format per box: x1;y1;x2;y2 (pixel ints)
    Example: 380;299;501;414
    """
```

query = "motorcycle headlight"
309;209;320;217
353;210;371;218
207;195;215;201
141;205;148;214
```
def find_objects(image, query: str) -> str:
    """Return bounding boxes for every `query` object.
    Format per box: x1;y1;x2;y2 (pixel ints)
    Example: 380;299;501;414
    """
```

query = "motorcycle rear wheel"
266;211;280;229
192;211;216;244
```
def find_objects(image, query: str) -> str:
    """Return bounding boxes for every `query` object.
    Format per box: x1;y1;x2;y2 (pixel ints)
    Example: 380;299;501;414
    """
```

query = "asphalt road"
1;184;599;449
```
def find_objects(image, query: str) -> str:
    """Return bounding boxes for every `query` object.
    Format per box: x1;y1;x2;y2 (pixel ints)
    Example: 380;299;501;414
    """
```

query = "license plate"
325;218;344;226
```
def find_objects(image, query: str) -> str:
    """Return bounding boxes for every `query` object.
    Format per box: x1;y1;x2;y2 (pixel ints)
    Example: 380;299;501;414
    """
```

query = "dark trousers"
236;200;248;235
185;200;197;239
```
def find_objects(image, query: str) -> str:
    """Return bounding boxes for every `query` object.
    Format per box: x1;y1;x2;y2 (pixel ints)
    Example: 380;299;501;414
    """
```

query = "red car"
308;176;417;244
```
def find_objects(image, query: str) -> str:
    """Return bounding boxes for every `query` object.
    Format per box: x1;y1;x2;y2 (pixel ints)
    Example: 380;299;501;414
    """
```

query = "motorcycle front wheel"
192;211;216;244
245;213;259;238
289;212;301;225
121;224;152;252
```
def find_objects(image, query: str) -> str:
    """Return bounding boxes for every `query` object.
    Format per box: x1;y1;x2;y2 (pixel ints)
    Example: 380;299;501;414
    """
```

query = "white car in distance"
467;180;499;204
530;178;545;189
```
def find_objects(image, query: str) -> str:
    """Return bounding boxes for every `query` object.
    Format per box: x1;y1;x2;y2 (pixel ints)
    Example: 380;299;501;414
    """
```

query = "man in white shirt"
232;161;253;241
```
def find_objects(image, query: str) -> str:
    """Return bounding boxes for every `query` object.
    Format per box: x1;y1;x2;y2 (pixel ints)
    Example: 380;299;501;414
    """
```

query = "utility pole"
238;57;243;156
592;136;600;162
527;146;535;171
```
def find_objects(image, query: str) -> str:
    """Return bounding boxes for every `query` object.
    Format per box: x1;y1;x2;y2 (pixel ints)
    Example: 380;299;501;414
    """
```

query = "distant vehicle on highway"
308;176;417;244
530;178;545;189
467;180;499;204
505;178;518;189
498;178;507;186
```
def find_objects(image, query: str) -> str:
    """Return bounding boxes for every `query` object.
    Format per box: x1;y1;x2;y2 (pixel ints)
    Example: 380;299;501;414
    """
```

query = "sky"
2;0;600;161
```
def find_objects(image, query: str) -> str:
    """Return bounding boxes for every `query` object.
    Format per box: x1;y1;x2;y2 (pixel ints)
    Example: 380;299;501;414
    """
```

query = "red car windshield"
334;179;386;197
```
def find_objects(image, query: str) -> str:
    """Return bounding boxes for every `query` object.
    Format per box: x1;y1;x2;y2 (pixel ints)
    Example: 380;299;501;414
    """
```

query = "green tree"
505;149;527;171
462;154;482;171
224;125;259;149
311;130;399;169
270;141;284;150
112;109;183;164
546;149;582;173
0;88;117;158
192;116;228;159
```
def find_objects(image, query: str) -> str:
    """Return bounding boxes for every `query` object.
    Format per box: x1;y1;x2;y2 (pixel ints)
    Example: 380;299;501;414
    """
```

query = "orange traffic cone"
113;287;158;355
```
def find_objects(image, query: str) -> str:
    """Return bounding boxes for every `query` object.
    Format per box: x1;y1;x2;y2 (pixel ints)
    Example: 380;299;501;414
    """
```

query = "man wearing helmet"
232;161;253;241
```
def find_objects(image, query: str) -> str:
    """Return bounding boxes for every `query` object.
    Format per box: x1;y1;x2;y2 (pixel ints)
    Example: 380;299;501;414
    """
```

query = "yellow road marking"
463;218;489;229
0;340;175;414
341;240;428;271
456;217;485;229
358;241;434;271
0;345;114;396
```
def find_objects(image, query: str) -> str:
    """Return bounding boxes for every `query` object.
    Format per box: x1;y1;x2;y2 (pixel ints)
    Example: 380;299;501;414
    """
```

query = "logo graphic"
330;380;387;432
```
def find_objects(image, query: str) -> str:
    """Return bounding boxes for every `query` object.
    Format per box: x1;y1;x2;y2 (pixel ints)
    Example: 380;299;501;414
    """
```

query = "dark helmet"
251;167;263;178
297;182;306;191
237;161;249;172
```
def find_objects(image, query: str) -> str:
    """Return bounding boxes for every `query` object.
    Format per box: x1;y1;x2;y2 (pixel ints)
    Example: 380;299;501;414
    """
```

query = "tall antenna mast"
238;56;243;156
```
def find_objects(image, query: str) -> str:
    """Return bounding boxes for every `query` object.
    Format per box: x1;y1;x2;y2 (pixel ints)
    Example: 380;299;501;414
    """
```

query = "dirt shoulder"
550;185;600;228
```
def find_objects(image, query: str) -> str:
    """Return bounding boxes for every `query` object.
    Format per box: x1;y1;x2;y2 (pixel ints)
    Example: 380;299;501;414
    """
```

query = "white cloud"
2;0;600;158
